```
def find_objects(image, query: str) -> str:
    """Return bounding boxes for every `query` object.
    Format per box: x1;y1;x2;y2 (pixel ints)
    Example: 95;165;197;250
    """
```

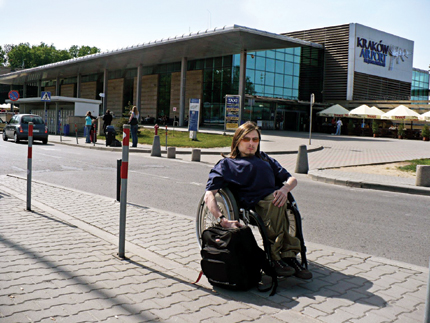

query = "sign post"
188;99;200;141
41;91;51;129
308;93;315;145
225;95;241;131
8;90;19;112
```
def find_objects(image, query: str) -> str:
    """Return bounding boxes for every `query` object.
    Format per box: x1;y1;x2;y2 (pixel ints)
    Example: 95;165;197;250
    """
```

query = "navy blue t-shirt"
206;152;292;209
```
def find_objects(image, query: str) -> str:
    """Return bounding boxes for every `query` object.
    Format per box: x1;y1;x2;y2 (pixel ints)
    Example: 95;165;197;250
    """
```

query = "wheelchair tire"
196;188;239;248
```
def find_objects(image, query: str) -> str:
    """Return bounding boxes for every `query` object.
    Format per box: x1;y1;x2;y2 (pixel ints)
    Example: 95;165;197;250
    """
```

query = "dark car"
2;114;48;144
0;117;5;132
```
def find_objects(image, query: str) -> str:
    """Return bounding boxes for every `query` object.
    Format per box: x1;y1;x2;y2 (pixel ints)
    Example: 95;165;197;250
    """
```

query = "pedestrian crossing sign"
41;91;51;102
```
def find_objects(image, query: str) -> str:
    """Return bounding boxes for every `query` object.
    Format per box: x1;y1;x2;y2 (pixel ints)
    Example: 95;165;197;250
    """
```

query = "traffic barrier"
191;149;201;162
167;147;176;158
295;145;309;174
416;165;430;187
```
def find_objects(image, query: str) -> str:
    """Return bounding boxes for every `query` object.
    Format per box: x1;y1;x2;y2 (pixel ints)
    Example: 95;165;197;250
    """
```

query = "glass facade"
233;48;301;100
411;69;429;103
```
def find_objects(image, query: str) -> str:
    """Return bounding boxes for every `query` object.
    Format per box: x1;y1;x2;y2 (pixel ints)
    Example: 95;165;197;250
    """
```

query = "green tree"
5;43;101;68
0;46;6;65
69;45;100;58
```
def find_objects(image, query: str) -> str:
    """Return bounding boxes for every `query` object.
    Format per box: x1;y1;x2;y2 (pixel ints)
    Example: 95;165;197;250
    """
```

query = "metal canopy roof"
0;25;323;85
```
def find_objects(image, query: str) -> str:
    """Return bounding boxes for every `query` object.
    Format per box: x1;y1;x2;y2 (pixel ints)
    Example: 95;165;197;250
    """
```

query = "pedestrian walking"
335;119;343;135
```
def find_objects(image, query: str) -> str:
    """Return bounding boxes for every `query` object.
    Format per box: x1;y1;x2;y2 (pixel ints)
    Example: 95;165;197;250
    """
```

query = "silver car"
2;114;48;144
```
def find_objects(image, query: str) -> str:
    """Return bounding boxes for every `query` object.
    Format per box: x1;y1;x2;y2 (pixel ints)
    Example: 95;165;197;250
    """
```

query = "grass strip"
117;128;233;148
397;159;430;173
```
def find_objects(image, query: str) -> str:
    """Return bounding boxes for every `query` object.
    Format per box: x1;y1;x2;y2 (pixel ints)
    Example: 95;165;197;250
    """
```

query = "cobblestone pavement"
1;175;428;322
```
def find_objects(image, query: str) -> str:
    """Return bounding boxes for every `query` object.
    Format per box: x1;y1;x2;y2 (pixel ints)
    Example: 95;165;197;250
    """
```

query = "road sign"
41;91;51;102
173;107;177;112
8;90;19;101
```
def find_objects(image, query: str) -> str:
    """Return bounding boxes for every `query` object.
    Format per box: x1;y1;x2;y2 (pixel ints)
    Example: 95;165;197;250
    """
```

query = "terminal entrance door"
279;110;308;131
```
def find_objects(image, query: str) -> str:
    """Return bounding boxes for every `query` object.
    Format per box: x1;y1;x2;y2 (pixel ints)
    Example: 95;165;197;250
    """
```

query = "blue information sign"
188;98;200;132
41;91;51;102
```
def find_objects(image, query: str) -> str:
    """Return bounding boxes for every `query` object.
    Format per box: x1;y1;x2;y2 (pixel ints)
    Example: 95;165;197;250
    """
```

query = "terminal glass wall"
232;48;301;124
411;69;429;103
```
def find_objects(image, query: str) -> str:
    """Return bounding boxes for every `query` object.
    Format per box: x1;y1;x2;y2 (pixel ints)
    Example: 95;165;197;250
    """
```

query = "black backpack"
198;225;277;295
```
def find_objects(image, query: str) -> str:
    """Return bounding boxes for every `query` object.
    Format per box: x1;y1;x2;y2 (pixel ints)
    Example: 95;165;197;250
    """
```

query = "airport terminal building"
0;23;428;134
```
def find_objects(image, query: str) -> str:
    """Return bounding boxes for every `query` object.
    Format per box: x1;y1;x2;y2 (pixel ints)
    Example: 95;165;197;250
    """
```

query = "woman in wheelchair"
204;121;312;280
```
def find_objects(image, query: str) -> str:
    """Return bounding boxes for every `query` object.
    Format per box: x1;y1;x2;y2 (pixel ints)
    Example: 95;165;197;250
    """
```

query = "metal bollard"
118;125;130;259
425;257;430;322
75;124;78;144
27;122;33;211
116;159;122;202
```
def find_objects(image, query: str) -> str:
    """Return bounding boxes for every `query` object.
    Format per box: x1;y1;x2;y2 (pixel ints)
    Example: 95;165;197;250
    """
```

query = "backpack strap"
192;270;204;285
249;210;278;296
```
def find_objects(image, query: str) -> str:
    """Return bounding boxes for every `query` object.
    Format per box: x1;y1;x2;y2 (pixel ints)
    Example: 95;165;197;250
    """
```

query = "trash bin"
64;124;70;136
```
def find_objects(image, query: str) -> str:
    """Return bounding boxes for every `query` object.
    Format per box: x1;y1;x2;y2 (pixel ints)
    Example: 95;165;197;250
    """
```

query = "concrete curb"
50;138;324;155
308;172;430;196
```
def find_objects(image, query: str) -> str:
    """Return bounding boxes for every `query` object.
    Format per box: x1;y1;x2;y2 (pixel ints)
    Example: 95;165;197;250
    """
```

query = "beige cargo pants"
254;193;301;261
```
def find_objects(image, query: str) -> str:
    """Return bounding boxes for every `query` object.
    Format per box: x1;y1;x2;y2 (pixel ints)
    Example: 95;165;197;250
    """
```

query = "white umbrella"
317;104;350;117
418;111;430;122
369;106;385;117
381;105;420;121
349;105;384;119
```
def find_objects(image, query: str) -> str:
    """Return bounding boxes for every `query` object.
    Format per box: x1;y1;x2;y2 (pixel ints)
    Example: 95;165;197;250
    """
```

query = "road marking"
129;170;169;179
38;153;62;159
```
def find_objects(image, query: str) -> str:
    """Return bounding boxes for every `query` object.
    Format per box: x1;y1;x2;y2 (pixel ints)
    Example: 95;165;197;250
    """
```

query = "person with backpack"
204;121;312;280
102;109;113;134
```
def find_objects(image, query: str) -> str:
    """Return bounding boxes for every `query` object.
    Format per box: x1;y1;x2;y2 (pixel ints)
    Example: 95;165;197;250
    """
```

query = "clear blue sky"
1;0;429;70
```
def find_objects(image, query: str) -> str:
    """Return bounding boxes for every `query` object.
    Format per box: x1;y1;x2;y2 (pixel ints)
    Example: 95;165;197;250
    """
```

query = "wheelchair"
196;187;308;269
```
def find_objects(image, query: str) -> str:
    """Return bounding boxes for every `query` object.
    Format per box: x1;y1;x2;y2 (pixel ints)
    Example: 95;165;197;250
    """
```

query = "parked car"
2;114;48;144
0;117;5;132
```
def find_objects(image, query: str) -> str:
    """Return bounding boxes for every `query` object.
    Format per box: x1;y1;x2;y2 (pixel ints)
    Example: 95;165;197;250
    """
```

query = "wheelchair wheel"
196;188;239;248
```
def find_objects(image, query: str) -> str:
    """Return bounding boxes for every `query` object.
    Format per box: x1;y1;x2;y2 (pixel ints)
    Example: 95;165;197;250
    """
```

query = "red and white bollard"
118;124;130;258
27;122;33;211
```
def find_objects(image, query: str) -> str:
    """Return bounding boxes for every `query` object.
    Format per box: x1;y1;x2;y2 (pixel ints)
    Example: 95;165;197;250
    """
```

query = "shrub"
422;124;430;138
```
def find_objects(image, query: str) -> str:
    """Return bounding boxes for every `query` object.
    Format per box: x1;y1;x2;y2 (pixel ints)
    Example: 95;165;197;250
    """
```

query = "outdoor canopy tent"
317;104;350;117
418;111;430;122
348;105;384;119
381;105;420;121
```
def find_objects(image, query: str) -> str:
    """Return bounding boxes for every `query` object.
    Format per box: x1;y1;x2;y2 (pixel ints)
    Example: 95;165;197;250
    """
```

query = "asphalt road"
1;139;429;267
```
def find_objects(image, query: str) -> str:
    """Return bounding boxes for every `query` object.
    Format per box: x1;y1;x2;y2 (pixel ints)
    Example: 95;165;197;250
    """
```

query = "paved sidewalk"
1;175;428;322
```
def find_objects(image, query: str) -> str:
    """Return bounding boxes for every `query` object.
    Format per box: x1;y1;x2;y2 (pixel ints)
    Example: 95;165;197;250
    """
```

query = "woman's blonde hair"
223;121;262;159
